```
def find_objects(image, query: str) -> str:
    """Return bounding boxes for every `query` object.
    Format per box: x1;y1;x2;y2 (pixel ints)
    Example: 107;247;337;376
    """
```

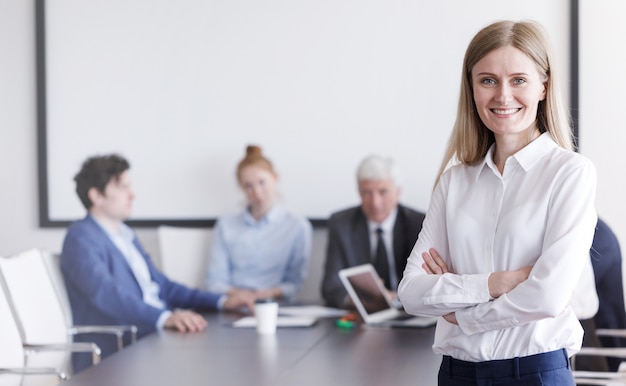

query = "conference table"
59;311;441;386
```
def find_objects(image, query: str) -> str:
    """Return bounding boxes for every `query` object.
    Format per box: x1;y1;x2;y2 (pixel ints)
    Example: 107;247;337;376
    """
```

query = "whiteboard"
37;0;572;226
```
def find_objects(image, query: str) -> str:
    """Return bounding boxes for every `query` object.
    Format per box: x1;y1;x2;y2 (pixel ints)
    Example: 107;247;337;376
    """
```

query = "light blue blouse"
205;206;312;300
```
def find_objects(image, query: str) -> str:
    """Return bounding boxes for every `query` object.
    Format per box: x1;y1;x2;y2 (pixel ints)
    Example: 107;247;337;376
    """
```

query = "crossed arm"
420;247;532;324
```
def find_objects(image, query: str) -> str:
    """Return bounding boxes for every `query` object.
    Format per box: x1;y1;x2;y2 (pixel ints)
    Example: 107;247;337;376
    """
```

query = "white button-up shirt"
398;133;597;361
94;218;171;329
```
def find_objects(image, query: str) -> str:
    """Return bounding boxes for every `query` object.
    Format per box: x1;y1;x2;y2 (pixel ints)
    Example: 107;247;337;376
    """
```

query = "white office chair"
295;230;325;303
570;253;626;385
0;249;136;376
571;324;626;385
157;226;212;289
40;251;72;328
0;274;67;386
572;353;626;385
39;249;137;347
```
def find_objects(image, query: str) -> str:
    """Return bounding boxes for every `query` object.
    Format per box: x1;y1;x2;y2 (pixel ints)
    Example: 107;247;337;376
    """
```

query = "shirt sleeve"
398;171;492;316
278;218;313;299
138;240;222;310
205;220;233;293
455;160;597;335
156;310;172;330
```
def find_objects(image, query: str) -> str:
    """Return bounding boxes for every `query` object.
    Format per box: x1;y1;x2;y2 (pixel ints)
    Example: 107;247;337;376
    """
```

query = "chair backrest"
295;230;325;303
0;274;26;386
0;249;68;344
0;249;73;381
0;276;66;386
157;226;212;289
40;250;73;328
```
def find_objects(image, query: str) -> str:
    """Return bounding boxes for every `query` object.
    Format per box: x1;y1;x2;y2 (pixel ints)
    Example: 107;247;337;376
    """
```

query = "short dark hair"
74;154;130;209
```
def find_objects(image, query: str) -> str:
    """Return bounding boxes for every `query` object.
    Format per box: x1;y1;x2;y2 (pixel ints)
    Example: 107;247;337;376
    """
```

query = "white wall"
0;0;328;299
0;0;68;256
1;1;623;303
579;0;626;249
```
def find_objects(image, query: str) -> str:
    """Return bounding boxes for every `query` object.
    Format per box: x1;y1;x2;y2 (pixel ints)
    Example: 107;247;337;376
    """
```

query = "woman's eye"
513;78;526;85
481;78;495;85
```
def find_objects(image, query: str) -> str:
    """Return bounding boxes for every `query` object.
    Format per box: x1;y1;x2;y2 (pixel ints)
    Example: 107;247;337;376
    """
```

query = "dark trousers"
438;349;575;386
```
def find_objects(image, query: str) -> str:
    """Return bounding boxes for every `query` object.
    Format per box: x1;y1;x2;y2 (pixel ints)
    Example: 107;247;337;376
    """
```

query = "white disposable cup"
255;299;279;335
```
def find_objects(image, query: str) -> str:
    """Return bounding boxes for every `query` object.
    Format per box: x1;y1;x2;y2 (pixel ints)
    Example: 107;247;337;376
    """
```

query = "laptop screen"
345;269;391;315
340;264;438;328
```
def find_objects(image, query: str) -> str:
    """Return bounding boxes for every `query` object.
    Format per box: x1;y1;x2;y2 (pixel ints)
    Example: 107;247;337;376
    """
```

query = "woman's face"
471;45;546;138
239;165;277;214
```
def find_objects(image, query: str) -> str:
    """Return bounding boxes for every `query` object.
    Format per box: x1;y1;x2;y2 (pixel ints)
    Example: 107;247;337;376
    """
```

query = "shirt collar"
473;132;555;181
367;207;398;234
89;213;134;242
242;205;284;226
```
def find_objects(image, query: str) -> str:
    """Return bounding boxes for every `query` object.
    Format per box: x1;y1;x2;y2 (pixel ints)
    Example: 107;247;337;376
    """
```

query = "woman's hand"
421;248;450;274
421;248;533;324
255;287;282;300
443;312;458;325
488;266;532;298
223;288;257;312
421;248;458;325
422;248;532;298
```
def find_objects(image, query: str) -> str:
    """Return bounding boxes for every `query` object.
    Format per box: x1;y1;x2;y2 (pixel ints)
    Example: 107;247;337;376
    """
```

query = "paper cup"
255;299;279;335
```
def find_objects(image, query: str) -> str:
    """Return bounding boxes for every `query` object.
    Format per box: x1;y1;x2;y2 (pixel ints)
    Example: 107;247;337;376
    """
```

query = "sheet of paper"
232;316;317;328
278;305;348;318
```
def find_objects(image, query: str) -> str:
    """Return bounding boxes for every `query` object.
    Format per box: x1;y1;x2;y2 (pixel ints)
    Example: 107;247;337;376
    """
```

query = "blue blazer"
61;215;221;372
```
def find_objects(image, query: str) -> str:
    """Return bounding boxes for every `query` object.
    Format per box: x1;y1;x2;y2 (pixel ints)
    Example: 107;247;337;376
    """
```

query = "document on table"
278;305;348;318
232;316;317;328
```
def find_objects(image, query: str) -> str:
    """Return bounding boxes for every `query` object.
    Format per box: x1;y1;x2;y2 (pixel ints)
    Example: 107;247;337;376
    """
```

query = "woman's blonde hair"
434;20;573;187
236;145;276;182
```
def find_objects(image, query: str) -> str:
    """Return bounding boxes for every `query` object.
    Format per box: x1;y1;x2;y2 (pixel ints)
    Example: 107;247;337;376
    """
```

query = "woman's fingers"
422;248;449;275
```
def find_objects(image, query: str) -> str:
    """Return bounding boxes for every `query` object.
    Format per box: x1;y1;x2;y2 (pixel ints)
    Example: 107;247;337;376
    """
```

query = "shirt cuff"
279;284;294;300
156;310;172;330
423;272;491;306
217;294;228;310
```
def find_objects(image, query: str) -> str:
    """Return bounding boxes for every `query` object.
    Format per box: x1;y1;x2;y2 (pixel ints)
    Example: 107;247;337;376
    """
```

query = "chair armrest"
596;329;626;338
577;347;626;359
573;370;626;384
0;367;67;382
24;342;101;365
68;324;138;351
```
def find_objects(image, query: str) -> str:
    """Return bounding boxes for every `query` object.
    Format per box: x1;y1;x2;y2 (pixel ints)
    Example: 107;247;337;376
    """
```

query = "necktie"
374;228;391;289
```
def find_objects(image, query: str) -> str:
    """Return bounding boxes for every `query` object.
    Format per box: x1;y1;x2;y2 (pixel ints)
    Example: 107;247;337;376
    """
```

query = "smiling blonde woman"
398;20;597;386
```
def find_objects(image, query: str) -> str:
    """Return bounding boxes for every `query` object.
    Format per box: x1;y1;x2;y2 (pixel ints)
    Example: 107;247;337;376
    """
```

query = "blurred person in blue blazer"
590;217;626;371
61;154;255;373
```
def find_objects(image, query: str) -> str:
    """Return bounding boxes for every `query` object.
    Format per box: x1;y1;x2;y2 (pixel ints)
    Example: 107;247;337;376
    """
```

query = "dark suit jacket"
321;204;425;308
61;215;221;372
590;217;626;371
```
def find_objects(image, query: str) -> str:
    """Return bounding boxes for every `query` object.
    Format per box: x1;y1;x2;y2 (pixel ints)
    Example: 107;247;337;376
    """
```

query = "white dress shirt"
398;133;597;362
96;219;171;329
206;206;312;299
